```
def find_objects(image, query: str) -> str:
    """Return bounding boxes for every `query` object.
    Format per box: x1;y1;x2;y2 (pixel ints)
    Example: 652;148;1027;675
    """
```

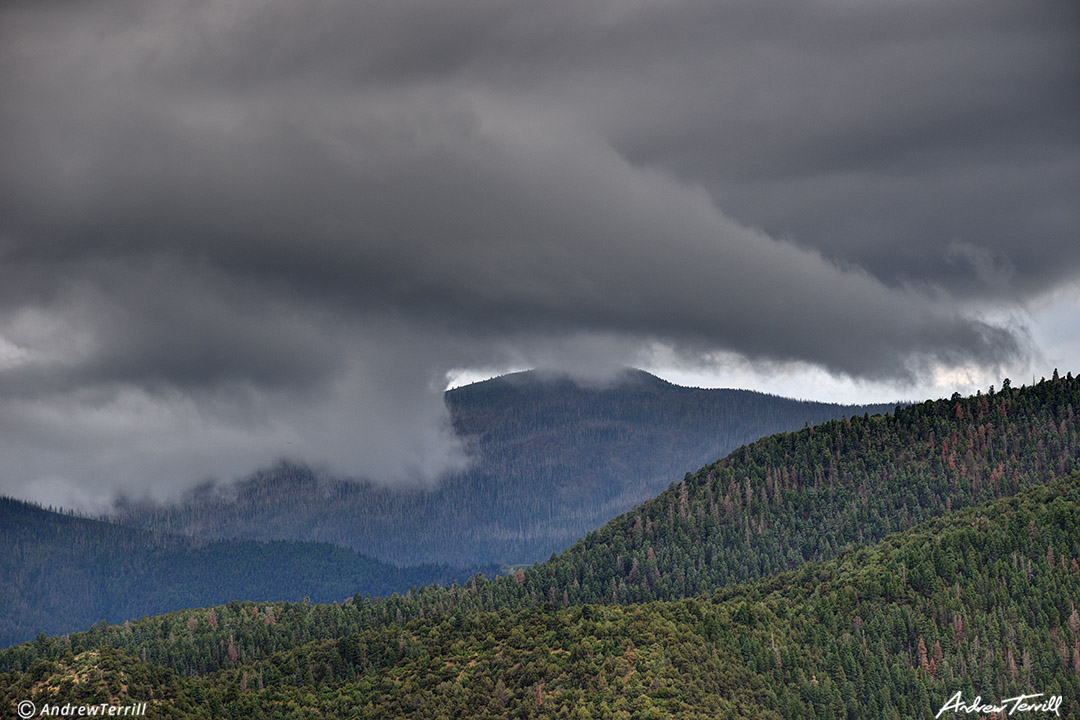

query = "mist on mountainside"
110;369;898;566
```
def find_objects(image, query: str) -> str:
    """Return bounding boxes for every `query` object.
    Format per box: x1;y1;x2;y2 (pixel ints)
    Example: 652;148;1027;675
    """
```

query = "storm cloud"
0;0;1076;505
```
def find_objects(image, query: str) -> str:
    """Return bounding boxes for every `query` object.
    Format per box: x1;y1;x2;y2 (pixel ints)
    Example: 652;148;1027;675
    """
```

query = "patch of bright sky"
445;287;1079;405
1028;281;1080;377
637;345;919;405
445;366;532;390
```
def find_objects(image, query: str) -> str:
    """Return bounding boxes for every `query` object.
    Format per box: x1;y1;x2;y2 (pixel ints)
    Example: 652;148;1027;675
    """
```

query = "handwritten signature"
936;691;1062;717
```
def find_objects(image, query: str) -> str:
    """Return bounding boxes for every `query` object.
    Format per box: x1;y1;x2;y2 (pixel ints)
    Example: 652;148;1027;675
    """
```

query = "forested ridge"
111;369;895;566
4;472;1079;718
11;373;1076;669
5;373;1079;717
1;369;893;651
0;498;495;649
119;370;1076;638
520;371;1080;605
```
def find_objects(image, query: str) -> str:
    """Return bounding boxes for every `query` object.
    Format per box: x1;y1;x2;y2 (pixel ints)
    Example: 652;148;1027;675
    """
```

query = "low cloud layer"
0;0;1075;506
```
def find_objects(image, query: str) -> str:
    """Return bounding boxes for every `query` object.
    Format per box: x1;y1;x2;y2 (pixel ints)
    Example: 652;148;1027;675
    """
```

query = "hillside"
144;371;1075;633
511;372;1080;606
0;498;495;649
110;369;895;566
5;471;1078;718
23;373;1076;664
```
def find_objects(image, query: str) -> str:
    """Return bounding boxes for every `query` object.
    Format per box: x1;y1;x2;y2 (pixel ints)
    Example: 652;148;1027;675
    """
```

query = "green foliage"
5;374;1080;717
9;374;1078;673
5;472;1079;718
519;373;1080;606
234;372;1075;639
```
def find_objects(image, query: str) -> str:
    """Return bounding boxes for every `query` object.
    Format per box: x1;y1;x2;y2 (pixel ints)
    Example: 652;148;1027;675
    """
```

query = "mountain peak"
448;367;678;397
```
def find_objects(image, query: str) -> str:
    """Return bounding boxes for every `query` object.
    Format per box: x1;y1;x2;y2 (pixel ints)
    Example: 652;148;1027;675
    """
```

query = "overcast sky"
1;0;1078;509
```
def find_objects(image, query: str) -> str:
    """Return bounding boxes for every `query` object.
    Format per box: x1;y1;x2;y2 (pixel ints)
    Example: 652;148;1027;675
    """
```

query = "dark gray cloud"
576;1;1080;298
0;0;1075;505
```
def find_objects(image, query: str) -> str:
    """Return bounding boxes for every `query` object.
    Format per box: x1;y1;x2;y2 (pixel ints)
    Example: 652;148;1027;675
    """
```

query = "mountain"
19;372;1070;664
110;368;897;566
514;372;1080;606
93;371;1074;642
351;372;1075;621
0;498;496;649
5;471;1078;718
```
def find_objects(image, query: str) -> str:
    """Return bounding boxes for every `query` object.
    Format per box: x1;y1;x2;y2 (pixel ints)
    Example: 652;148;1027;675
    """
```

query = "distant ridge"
0;496;495;648
112;369;896;566
6;417;1078;717
111;370;1076;640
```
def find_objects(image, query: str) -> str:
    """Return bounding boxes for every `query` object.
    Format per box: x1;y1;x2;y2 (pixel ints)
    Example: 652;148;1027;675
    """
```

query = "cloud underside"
0;0;1075;504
